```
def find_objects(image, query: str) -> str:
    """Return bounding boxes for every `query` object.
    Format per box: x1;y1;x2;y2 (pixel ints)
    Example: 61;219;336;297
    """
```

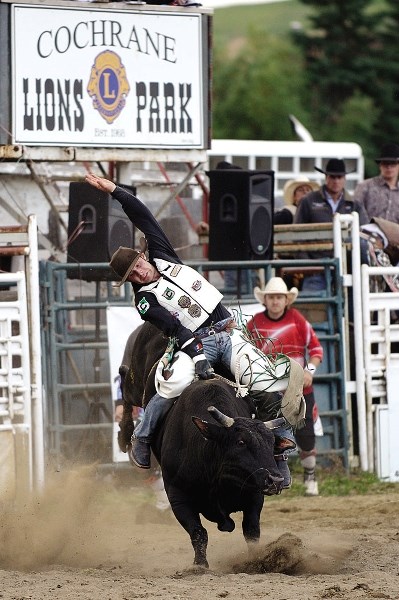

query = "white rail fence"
0;216;44;498
361;265;399;481
2;211;399;483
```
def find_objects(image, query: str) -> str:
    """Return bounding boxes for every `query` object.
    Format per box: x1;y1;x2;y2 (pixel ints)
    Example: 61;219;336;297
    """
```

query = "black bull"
118;322;292;568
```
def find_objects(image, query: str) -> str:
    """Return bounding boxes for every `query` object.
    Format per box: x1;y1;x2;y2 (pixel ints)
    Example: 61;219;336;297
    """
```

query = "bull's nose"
263;474;284;496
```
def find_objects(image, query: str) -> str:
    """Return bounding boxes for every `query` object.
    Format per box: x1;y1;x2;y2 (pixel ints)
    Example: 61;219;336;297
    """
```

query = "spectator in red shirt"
246;277;323;496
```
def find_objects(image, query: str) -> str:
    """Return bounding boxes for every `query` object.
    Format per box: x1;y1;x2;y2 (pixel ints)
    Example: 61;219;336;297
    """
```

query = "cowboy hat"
109;246;141;287
283;178;320;205
254;277;298;306
371;217;399;247
314;158;354;176
375;143;399;163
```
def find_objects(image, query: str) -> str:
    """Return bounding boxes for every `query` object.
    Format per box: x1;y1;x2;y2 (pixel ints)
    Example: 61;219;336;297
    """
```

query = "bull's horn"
208;406;234;428
264;417;287;430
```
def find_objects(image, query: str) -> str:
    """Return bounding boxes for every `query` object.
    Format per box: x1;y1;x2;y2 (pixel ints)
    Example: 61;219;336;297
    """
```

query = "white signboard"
12;4;206;148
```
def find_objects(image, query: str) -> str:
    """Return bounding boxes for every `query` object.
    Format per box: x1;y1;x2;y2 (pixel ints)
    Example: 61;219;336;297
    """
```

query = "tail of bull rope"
279;358;306;428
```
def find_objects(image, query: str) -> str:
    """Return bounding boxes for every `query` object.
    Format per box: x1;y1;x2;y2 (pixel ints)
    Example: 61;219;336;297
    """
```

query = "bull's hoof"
217;517;235;532
193;561;209;570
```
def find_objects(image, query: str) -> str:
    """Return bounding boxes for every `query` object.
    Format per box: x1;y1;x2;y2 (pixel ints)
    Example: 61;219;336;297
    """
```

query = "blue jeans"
201;330;233;369
274;424;295;488
301;273;326;293
133;394;175;442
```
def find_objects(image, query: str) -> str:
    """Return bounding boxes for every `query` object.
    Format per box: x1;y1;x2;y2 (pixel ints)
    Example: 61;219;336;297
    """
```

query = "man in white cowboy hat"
85;173;305;470
354;142;399;224
274;178;320;225
294;158;369;292
246;277;323;496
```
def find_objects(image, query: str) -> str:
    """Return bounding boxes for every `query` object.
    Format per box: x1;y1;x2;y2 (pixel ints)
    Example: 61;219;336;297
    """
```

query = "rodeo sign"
11;3;209;148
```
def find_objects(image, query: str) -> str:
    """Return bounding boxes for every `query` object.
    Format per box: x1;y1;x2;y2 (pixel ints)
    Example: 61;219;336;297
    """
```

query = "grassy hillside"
212;0;311;47
212;0;388;48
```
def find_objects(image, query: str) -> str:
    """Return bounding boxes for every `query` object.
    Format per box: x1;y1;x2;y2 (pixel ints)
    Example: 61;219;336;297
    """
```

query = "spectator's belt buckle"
208;327;216;336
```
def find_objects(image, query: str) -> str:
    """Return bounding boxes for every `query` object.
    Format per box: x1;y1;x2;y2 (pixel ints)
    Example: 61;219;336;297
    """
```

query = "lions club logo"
87;51;130;124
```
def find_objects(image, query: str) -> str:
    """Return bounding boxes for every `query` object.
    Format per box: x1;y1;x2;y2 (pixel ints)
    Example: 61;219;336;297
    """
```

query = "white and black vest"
139;259;223;331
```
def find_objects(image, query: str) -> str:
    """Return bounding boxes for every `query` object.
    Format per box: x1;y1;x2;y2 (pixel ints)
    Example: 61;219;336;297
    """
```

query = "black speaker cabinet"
67;182;135;266
208;169;274;261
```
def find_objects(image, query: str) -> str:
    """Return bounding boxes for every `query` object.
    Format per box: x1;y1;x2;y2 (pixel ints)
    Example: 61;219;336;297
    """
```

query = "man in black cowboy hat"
294;158;368;291
84;173;305;470
354;143;399;224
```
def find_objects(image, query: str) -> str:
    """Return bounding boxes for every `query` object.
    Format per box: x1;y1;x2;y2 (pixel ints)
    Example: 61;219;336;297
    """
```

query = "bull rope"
212;355;250;398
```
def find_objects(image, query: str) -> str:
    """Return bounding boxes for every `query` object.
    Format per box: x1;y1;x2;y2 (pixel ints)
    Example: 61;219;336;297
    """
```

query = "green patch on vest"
137;297;150;315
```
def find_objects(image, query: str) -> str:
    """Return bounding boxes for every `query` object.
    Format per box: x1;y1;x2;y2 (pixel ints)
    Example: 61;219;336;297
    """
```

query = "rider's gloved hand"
181;337;204;358
193;356;215;380
181;337;215;380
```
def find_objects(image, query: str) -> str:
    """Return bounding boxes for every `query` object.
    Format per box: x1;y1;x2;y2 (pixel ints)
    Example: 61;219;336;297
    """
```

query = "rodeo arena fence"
2;211;399;496
0;0;398;496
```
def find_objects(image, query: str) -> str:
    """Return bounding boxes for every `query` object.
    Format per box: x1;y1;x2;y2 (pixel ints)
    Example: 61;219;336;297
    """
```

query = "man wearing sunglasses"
354;143;399;224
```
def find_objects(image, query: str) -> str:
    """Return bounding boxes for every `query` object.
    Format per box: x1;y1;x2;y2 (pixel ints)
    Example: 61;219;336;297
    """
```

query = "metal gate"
0;216;43;496
361;264;399;480
40;254;349;469
40;262;133;468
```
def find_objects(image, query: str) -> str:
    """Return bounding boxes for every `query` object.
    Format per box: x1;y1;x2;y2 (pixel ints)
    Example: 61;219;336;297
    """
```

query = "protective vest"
140;259;223;332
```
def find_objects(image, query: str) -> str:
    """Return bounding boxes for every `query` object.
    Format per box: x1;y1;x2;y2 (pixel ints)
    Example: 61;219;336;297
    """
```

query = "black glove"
194;357;215;380
181;337;214;380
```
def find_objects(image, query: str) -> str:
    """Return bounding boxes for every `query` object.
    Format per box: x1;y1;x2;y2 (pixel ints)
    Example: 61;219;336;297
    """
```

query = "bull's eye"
237;439;246;447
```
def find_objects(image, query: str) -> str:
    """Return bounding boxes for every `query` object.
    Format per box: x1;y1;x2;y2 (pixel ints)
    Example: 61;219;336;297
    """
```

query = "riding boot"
129;437;151;469
275;455;292;489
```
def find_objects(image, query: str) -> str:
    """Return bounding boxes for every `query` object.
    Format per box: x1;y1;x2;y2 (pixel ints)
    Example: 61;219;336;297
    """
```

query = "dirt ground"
1;467;399;600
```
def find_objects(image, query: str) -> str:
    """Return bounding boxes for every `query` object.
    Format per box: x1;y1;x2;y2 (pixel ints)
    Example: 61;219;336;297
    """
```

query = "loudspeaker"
208;169;274;261
67;182;135;266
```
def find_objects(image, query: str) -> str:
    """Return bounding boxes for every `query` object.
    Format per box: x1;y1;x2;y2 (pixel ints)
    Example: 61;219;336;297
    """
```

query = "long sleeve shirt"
353;175;399;224
111;186;229;348
246;307;323;394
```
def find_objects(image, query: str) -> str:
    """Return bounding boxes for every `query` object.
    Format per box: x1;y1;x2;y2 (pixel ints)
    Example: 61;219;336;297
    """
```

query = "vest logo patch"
137;297;150;315
163;288;175;300
178;295;191;308
87;51;130;124
188;304;201;318
192;280;202;291
170;265;182;277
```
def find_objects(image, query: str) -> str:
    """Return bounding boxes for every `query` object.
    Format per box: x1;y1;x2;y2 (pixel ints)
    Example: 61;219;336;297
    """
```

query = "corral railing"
39;214;399;476
39;262;133;468
40;254;348;469
0;217;43;496
361;264;399;481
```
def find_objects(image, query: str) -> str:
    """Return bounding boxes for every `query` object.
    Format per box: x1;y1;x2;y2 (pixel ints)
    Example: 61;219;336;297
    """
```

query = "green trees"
375;0;399;146
293;0;380;122
211;1;399;176
212;30;309;140
292;0;386;172
292;0;399;173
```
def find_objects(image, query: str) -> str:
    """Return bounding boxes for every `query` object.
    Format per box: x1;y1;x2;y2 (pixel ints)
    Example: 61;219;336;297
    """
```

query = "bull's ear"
274;435;296;454
192;416;223;440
